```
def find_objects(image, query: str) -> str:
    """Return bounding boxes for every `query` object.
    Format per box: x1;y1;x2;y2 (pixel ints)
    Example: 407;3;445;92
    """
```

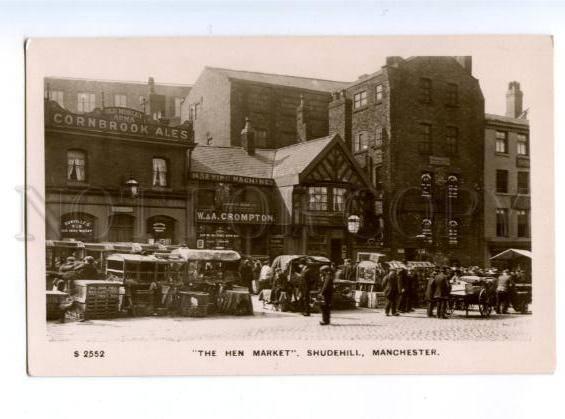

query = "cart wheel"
478;289;492;318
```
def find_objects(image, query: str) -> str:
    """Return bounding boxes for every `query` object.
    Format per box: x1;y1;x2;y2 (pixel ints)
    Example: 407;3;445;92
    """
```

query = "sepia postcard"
25;36;555;376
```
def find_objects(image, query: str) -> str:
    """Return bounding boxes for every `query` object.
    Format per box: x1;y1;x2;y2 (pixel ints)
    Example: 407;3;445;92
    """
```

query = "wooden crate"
46;290;69;320
367;291;386;309
179;291;210;317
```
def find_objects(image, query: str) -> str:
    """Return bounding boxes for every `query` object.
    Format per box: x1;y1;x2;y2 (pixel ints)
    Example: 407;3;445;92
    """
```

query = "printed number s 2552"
74;350;105;358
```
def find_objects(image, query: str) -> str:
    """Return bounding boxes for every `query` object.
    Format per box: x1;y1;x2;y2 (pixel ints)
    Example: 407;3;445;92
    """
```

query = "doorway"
330;239;343;265
108;214;135;242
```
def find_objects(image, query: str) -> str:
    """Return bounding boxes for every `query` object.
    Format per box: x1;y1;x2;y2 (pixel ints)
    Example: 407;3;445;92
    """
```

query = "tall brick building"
329;56;485;265
45;77;191;126
182;67;348;147
484;82;530;265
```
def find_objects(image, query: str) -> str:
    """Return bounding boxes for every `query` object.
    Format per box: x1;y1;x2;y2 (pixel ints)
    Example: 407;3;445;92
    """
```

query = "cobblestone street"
47;297;532;342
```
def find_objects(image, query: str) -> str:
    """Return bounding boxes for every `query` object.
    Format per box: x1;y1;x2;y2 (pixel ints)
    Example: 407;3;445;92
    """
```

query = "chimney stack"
148;77;155;94
385;56;403;67
455;56;472;74
241;117;256;155
506;81;523;119
297;94;309;142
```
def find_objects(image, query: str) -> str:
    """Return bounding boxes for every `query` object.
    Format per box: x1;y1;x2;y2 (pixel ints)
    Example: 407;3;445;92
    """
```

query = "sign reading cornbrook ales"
196;209;275;224
46;102;193;142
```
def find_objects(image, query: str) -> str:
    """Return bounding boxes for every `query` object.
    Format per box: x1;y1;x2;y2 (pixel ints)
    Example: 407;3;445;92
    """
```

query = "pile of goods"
66;280;120;321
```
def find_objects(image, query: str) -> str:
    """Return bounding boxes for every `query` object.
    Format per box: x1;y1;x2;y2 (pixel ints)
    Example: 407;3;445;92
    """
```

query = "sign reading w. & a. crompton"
45;101;193;142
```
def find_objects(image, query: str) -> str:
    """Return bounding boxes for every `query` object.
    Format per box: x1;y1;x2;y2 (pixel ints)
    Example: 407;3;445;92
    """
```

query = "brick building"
182;67;348;147
45;77;191;126
484;82;530;264
44;98;195;245
329;56;485;265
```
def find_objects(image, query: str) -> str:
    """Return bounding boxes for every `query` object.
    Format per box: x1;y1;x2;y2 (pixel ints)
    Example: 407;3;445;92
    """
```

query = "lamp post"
347;215;361;234
125;177;139;198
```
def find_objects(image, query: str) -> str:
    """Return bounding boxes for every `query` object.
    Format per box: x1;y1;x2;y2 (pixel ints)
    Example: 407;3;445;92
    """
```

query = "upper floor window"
375;84;383;103
374;127;383;148
496;169;508;194
446;126;458;155
354;131;369;152
517;210;529;238
77;92;96;113
333;188;347;212
49;90;64;107
517;133;529;156
114;94;127;107
446;83;458;106
496;131;508;153
419;78;432;104
418;123;432;154
374;149;383;164
152;158;168;187
174;97;183;117
517;171;529;195
307;186;328;211
353;90;368;109
190;103;200;121
255;129;268;148
496;208;509;237
67;150;86;182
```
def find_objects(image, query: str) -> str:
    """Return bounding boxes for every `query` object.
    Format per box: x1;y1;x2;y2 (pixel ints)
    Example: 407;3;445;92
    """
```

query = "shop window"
517;171;529;195
419;78;432;104
147;215;176;245
307;186;328;211
152;158;168;187
354;131;369;152
353;90;367;109
496;131;508;153
174;97;183;117
114;94;127;107
49;90;64;107
333;188;347;212
446;126;458;155
517;210;529;238
418;123;432;154
67;149;86;182
517;134;529;156
446;83;458;106
496;170;508;193
77;92;96;113
375;84;383;103
496;208;509;237
198;189;216;208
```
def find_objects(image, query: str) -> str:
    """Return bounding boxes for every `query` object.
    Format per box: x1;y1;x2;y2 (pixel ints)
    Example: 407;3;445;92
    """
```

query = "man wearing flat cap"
318;265;334;325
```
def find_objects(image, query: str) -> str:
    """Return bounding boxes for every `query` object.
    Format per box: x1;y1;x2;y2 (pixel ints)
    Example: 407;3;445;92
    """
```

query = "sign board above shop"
196;209;275;224
45;101;193;143
190;171;274;186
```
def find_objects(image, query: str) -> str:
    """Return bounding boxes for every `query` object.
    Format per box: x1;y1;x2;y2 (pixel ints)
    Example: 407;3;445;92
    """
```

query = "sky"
31;36;551;116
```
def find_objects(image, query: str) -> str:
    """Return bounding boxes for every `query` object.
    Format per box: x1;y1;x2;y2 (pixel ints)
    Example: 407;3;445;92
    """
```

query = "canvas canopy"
490;249;532;261
171;248;241;262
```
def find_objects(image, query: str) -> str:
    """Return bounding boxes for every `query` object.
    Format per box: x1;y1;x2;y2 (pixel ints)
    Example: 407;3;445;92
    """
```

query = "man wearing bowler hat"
318;265;334;325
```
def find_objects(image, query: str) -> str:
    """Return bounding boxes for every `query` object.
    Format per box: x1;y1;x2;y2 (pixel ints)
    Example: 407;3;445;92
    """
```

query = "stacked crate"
68;280;120;320
179;291;209;317
46;290;69;320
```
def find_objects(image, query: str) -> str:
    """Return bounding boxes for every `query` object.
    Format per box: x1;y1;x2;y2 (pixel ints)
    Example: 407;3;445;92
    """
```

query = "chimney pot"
455;56;473;74
505;80;523;118
241;117;256;155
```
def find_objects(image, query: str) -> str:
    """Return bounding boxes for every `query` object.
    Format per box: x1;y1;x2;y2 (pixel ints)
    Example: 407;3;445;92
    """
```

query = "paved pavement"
47;297;532;342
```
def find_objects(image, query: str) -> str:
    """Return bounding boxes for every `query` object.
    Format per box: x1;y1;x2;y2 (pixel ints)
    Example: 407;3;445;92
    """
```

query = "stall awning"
386;261;408;269
407;261;435;268
490;248;532;261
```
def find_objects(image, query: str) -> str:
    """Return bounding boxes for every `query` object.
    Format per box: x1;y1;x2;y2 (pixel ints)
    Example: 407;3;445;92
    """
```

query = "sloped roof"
191;146;275;179
272;135;334;178
485;113;529;126
206;67;349;93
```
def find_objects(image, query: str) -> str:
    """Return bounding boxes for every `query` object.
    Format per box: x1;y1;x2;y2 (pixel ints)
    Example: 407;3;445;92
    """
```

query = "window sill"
495;152;510;157
150;186;173;192
353;105;369;113
495;192;511;196
353;149;369;155
66;180;89;187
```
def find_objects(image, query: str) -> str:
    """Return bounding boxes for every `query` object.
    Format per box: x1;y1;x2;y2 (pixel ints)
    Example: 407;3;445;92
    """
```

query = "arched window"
147;215;176;245
67;150;86;182
152;157;168;187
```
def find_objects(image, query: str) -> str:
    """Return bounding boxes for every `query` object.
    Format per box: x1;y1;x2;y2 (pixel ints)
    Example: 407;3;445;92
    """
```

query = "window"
333;188;347;212
419;78;432;103
374;149;383;164
496;208;509;237
49;90;64;107
191;103;200;120
174;97;183;117
374;168;383;192
307;187;328;211
114;94;127;107
418;123;432;154
517;171;529;194
67;150;86;182
446;83;458;106
375;84;383;103
374;127;383;148
496;170;508;193
255;129;268;148
198;189;216;208
354;131;369;152
353;91;368;109
517;210;529;238
152;158;168;187
77;92;96;113
446;126;458;155
496;131;508;153
517;134;529;156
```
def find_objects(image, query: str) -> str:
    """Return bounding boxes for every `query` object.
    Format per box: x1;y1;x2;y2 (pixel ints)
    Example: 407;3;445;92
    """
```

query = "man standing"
239;259;255;295
300;262;316;316
258;260;273;292
397;268;409;313
425;269;437;317
496;269;513;314
382;267;399;316
342;259;355;282
433;267;451;319
318;265;334;325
